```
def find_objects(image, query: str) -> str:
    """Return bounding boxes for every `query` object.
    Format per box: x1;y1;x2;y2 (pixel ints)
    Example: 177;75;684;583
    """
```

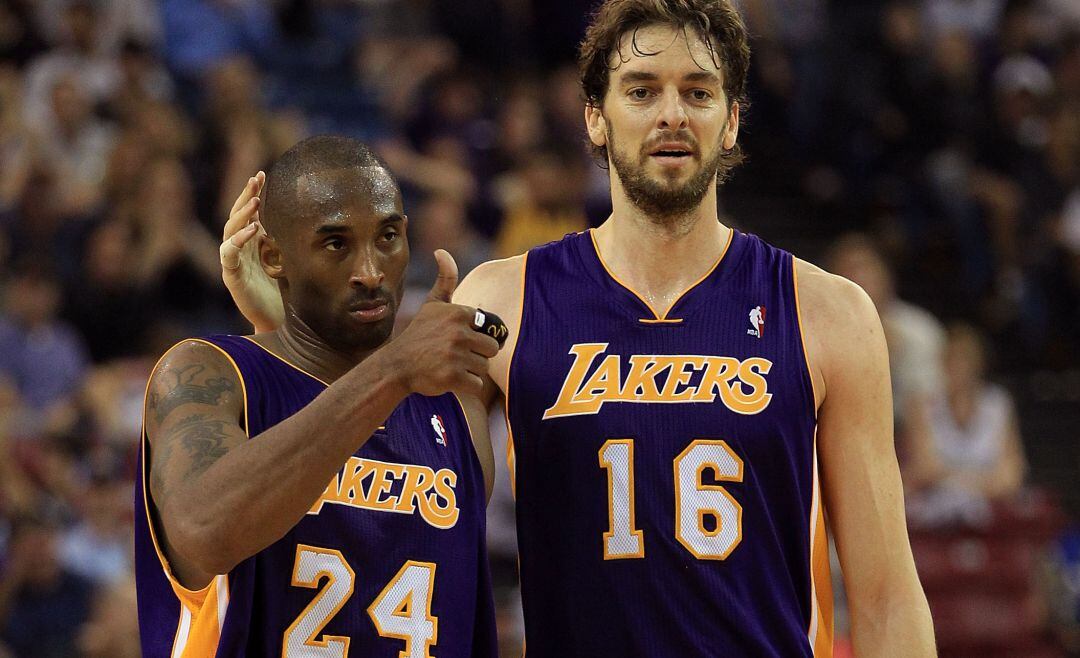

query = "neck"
269;307;383;384
595;181;731;318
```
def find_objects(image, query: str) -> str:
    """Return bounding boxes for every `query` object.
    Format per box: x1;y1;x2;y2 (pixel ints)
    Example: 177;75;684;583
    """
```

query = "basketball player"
220;2;936;655
137;136;500;657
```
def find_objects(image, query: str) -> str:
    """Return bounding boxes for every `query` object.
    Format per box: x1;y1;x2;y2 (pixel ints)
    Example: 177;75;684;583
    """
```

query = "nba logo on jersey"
431;414;447;445
748;305;766;338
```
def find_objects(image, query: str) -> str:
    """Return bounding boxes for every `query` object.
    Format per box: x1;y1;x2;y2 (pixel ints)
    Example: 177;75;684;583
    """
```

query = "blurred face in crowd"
827;239;895;309
944;325;986;392
5;273;60;326
50;75;90;131
587;24;738;220
264;166;409;355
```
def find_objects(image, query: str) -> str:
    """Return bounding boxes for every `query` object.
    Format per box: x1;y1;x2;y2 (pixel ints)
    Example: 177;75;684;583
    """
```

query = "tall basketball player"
220;2;936;655
137;136;499;657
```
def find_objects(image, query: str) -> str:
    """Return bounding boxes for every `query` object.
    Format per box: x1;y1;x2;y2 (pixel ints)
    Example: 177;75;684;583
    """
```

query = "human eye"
324;237;345;251
381;229;399;243
689;89;712;102
628;87;652;101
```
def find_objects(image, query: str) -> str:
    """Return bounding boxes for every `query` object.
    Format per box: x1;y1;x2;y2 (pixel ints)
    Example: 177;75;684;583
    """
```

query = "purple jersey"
135;335;497;658
507;230;833;656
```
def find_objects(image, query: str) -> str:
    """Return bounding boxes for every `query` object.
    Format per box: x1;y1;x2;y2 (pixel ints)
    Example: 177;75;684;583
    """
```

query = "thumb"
427;249;459;302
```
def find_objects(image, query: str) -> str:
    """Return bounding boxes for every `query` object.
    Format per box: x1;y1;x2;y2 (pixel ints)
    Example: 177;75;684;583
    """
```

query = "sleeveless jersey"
135;335;497;658
506;229;833;657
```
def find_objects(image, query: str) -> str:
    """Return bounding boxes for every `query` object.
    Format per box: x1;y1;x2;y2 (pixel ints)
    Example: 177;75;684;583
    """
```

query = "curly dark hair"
578;0;750;179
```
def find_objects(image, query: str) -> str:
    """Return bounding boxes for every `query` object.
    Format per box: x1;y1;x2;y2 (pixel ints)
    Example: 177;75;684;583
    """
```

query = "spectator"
493;148;589;258
903;323;1027;525
827;233;946;426
58;475;132;586
0;267;88;433
0;514;94;658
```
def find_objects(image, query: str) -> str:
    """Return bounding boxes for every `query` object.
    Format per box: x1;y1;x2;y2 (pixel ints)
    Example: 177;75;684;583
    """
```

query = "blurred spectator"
493;148;589;258
30;72;115;218
827;234;946;426
0;514;94;658
63;220;152;361
22;1;118;123
0;64;32;216
125;157;228;326
76;574;140;658
0;267;87;434
406;194;492;289
57;475;132;586
0;0;45;68
904;323;1027;525
196;55;305;224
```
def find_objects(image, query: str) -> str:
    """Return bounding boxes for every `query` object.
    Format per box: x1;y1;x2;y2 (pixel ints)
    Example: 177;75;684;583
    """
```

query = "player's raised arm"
147;252;500;590
797;260;936;656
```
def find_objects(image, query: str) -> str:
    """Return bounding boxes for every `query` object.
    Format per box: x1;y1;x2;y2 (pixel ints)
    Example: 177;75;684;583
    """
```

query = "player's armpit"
145;341;247;588
801;267;936;657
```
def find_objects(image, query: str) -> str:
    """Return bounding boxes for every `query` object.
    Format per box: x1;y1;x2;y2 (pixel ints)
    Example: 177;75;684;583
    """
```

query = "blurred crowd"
0;0;1077;656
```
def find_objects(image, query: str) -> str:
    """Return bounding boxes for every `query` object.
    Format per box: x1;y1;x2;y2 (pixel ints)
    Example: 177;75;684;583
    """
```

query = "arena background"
0;0;1078;655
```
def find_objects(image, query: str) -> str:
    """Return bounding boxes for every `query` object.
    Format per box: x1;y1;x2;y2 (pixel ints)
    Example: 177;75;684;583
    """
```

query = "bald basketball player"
138;136;498;657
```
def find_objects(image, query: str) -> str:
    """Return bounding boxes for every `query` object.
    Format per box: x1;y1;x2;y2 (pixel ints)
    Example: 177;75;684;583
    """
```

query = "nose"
350;248;385;290
656;88;688;131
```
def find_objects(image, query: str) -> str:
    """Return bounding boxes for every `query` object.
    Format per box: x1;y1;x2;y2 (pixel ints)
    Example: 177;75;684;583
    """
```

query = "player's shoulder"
147;338;246;392
794;257;877;324
795;257;885;363
454;254;526;316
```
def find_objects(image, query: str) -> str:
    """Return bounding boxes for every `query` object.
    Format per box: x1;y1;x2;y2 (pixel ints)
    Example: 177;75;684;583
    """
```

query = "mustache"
346;288;393;309
642;132;700;155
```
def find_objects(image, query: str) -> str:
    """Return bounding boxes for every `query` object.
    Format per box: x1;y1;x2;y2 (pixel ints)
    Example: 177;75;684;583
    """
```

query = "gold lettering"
395;465;434;515
543;343;610;419
366;462;406;510
724;358;773;414
657;356;706;401
618;356;665;401
691;357;740;403
427;469;460;528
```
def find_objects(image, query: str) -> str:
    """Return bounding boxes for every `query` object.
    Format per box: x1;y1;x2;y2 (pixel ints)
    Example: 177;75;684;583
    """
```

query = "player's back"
507;230;832;656
135;334;496;657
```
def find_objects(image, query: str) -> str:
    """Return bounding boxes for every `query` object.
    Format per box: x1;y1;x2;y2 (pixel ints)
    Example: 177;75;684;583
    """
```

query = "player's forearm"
163;352;408;575
849;585;937;657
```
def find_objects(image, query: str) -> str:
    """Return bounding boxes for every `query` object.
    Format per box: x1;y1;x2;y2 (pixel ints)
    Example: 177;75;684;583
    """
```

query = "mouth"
648;144;695;166
348;301;390;323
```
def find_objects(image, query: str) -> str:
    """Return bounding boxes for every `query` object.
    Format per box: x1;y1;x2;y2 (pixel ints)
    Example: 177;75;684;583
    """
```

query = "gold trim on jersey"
588;227;734;322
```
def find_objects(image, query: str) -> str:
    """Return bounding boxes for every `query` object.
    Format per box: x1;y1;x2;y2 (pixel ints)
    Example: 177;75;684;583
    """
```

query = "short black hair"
261;135;398;237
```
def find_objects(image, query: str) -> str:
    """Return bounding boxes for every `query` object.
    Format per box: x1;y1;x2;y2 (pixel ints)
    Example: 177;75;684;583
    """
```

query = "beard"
608;124;725;222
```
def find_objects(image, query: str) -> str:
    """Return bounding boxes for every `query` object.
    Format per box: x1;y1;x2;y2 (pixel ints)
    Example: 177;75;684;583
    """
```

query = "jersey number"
599;439;744;560
284;545;437;658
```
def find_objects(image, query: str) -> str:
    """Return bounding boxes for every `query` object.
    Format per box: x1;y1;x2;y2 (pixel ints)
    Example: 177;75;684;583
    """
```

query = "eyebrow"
313;212;404;235
617;70;721;86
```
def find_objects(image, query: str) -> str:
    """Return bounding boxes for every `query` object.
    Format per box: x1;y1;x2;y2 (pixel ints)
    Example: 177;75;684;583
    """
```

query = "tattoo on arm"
148;364;237;425
152;414;236;502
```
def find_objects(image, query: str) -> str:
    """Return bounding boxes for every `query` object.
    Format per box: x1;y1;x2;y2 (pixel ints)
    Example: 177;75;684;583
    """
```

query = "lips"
348;300;390;323
649;142;694;158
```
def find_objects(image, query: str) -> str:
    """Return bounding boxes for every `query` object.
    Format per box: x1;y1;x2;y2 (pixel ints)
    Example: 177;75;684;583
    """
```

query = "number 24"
284;545;437;658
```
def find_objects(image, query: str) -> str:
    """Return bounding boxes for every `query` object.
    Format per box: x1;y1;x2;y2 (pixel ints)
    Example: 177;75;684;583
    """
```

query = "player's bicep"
145;342;247;513
815;282;916;602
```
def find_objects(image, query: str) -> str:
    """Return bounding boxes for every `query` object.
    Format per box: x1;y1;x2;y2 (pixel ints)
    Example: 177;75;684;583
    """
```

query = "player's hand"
383;249;500;397
220;171;285;333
